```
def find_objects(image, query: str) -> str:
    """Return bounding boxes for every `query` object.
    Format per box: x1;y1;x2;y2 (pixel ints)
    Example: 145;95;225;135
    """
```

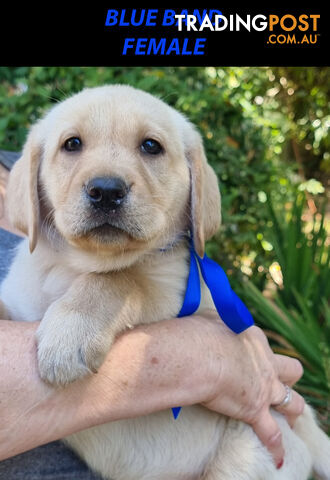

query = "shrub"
241;194;330;432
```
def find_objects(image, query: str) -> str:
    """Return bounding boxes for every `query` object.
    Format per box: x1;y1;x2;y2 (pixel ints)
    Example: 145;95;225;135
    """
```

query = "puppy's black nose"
86;177;129;210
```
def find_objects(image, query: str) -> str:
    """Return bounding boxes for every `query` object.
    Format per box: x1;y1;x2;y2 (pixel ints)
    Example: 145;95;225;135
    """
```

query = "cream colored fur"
1;85;329;480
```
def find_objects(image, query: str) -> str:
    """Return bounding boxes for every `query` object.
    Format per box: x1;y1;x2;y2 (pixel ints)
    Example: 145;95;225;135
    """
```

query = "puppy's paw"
37;338;93;386
36;305;109;386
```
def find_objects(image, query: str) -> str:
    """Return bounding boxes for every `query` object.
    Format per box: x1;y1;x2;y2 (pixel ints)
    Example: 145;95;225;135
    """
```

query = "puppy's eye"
141;139;163;155
63;137;82;152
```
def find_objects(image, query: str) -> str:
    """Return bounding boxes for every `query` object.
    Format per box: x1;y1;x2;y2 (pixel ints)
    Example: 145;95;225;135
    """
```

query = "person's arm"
0;311;304;467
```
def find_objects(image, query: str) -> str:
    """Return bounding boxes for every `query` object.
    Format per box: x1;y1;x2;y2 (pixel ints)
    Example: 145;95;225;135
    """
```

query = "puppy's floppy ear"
6;126;42;253
187;127;221;258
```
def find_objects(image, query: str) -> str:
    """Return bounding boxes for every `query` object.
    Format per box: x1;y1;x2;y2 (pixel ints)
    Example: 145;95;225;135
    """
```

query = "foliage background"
0;67;329;433
0;66;328;281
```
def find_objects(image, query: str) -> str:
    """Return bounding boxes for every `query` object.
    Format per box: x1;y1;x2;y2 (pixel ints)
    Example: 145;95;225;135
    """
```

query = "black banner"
0;5;327;66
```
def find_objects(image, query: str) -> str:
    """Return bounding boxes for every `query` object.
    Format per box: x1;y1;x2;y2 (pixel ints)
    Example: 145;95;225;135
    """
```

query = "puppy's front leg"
37;271;147;386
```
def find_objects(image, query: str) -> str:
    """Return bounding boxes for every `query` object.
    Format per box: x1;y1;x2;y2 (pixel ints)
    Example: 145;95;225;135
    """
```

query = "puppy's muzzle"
85;177;129;212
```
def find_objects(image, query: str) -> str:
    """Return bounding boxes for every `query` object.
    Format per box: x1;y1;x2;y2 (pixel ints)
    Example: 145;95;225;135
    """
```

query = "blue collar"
172;242;254;419
157;232;190;253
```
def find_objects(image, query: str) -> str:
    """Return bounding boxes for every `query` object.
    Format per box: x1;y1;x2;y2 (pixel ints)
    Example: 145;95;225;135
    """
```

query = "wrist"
84;316;217;424
0;321;91;459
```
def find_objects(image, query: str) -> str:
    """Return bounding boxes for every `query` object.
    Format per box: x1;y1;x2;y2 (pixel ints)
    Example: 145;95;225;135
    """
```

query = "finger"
275;355;304;386
273;390;305;428
251;411;284;468
271;380;291;407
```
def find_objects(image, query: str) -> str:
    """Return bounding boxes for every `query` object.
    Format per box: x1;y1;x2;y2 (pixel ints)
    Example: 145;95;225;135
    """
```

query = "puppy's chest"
40;251;187;317
42;265;78;304
17;264;78;322
138;250;215;322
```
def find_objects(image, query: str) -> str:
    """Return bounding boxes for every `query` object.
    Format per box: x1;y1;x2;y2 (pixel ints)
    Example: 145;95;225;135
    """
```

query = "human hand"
199;310;305;469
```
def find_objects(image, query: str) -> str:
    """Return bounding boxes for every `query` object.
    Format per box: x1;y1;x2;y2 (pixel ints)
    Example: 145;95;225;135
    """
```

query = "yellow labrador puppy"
1;86;329;480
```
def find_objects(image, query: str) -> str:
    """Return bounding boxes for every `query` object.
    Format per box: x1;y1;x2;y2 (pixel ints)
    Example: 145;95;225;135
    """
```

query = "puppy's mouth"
80;210;147;243
89;222;127;237
54;202;160;247
86;221;130;240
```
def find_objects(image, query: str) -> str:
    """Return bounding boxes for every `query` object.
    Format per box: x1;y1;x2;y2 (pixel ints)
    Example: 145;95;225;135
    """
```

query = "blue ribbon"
171;244;254;419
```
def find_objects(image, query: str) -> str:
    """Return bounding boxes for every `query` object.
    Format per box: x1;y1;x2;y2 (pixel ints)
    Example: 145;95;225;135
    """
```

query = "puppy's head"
7;85;220;266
